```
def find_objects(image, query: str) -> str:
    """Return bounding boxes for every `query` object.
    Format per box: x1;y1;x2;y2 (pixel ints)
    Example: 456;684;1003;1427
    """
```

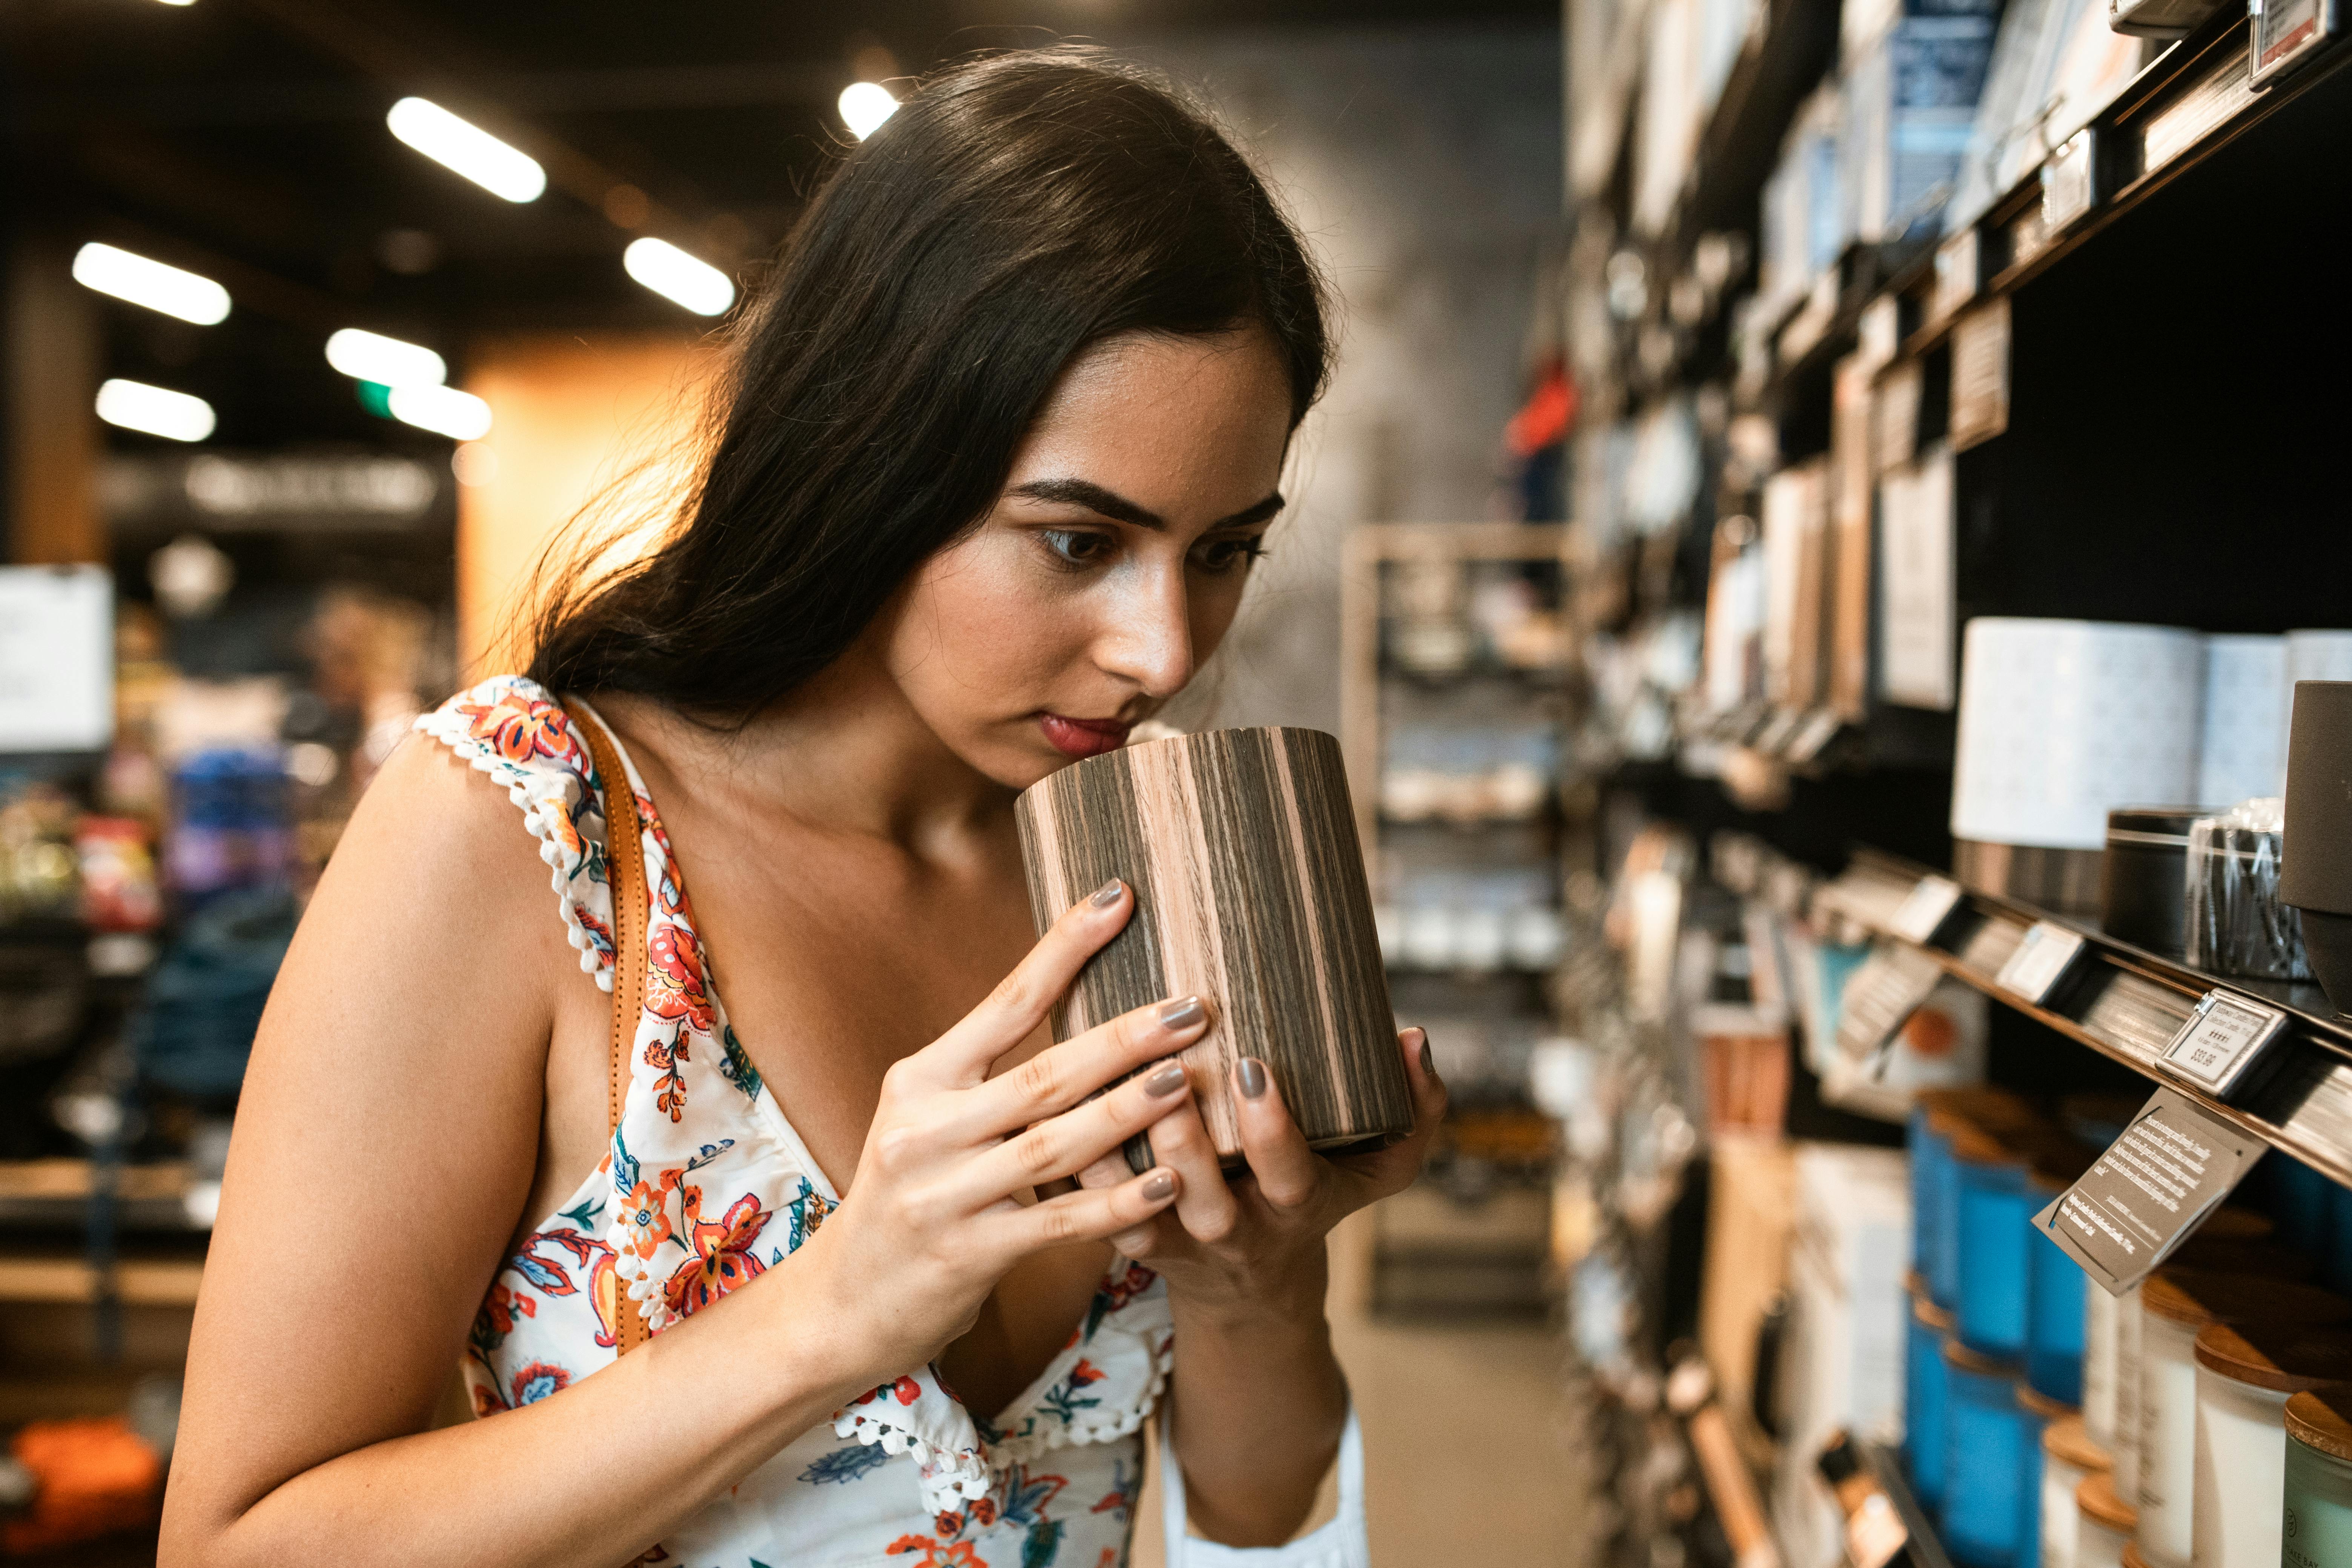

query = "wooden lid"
1919;1087;2039;1128
2193;1324;2352;1394
1941;1339;2019;1378
2078;1470;2137;1532
2042;1414;2110;1471
2143;1268;2352;1330
2168;1234;2317;1282
2017;1383;2077;1421
2286;1388;2352;1462
1949;1126;2023;1167
2195;1206;2275;1242
1912;1293;1956;1332
2026;1140;2098;1193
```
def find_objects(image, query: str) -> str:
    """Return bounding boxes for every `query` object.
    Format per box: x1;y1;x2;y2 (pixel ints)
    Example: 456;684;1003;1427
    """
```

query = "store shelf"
0;1253;203;1307
1816;848;2352;1188
1887;12;2352;367
1669;0;1840;251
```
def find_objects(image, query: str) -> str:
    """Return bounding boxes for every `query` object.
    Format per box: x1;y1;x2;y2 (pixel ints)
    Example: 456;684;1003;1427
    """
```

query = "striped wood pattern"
1016;726;1413;1169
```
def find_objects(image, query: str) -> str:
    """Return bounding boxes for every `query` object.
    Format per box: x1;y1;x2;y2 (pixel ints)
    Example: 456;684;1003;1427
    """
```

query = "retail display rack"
1817;847;2352;1188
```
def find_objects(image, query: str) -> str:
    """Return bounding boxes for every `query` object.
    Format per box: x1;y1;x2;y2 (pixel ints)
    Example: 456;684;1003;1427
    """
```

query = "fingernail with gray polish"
1157;996;1204;1032
1142;1169;1178;1201
1090;879;1125;908
1144;1062;1189;1097
1419;1037;1435;1076
1237;1058;1268;1099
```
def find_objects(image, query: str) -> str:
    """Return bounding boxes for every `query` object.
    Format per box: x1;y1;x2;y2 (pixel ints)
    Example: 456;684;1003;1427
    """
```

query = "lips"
1040;714;1132;758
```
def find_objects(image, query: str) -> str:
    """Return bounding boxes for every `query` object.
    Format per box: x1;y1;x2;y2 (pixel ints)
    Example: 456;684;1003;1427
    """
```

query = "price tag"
2157;989;2291;1097
1994;919;2088;1004
1890;875;1966;945
2042;129;2097;231
2253;0;2340;84
1786;709;1844;764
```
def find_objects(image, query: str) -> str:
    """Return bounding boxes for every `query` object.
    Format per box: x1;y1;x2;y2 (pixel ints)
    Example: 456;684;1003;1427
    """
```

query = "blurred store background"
1;2;1575;1562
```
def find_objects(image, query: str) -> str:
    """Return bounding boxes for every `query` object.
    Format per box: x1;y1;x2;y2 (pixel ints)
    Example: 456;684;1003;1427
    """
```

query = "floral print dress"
419;677;1172;1568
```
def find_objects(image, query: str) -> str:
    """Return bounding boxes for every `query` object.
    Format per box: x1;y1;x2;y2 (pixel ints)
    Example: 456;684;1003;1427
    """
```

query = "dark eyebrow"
1009;477;1284;533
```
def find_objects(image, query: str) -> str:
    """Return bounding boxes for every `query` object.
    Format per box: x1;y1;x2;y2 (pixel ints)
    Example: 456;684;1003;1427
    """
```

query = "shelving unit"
1817;848;2352;1187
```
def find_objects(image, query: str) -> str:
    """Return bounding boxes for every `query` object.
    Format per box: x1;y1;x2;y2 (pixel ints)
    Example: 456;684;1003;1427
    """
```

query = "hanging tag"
2032;1088;2269;1295
1889;874;1966;945
1994;919;2088;1004
2155;989;2290;1098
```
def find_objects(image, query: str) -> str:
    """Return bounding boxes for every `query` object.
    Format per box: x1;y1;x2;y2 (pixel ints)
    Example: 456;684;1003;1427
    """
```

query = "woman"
162;49;1442;1568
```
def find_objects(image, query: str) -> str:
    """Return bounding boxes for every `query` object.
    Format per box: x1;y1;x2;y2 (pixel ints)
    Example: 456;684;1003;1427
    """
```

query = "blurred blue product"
1954;1136;2034;1357
2025;1216;2085;1405
131;888;297;1103
2271;1154;2338;1252
2331;1177;2352;1295
1942;1339;2030;1568
1906;1287;1957;1511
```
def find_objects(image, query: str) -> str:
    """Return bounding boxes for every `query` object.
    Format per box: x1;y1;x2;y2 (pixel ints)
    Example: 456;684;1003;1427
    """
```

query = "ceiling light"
96;379;215;443
386;96;546;203
151;0;197;6
387;384;493;441
622;238;735;316
839;82;899;140
325;327;446;389
71;243;230;325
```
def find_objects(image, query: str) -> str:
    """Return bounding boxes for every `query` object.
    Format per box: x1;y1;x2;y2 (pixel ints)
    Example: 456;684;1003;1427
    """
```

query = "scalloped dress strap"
1158;1401;1368;1566
564;699;653;1360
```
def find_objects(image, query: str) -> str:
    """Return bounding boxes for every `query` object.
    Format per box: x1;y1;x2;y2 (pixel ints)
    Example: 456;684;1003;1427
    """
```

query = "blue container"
2011;1384;2068;1568
1906;1290;1956;1511
1954;1135;2034;1358
2330;1178;2352;1295
1911;1104;1959;1305
2025;1161;2089;1405
1942;1340;2031;1568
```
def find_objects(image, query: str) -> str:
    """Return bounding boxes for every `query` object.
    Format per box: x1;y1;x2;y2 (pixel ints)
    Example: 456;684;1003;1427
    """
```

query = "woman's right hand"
796;878;1201;1386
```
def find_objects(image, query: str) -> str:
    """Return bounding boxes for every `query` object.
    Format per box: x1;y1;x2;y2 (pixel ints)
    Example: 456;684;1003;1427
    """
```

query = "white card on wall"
0;566;113;753
1877;445;1956;710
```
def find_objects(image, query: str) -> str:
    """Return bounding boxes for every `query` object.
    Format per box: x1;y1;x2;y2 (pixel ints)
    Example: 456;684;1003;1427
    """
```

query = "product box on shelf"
1771;1143;1912;1568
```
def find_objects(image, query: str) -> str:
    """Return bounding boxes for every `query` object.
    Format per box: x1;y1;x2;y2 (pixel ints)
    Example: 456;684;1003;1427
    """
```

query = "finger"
958;1055;1198;1201
1136;1089;1240;1243
1232;1057;1322;1210
952;994;1212;1141
993;1166;1183;1255
1073;1150;1134;1190
1334;1027;1447;1196
916;880;1134;1086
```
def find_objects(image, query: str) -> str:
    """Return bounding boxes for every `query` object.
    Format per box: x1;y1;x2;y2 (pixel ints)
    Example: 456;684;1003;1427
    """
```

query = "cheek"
885;543;1085;713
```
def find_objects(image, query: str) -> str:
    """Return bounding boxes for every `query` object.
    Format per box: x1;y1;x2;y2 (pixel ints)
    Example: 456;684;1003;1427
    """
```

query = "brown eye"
1040;530;1114;567
1194;537;1268;574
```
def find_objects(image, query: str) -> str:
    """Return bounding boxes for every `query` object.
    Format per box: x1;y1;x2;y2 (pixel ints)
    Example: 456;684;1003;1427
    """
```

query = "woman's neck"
601;643;1015;860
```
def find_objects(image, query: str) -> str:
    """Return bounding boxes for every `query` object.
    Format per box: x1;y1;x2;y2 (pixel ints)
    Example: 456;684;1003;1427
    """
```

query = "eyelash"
1037;530;1269;575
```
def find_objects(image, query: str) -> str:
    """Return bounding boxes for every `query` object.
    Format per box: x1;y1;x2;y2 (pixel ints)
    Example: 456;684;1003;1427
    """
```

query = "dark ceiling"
5;0;1556;452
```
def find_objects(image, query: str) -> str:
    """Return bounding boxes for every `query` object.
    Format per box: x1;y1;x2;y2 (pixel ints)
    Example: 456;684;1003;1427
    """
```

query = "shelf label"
2033;1088;2269;1295
1889;874;1966;945
1831;941;1946;1063
2254;0;2338;83
2042;129;2097;232
1931;229;1979;324
2157;989;2291;1096
1950;298;2011;452
1994;919;2088;1004
1786;708;1844;764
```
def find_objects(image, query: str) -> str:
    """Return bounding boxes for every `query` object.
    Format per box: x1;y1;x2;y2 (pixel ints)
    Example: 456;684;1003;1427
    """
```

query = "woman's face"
879;325;1298;790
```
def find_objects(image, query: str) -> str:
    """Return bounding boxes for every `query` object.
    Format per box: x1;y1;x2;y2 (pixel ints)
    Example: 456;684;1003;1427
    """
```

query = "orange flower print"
884;1538;984;1566
1067;1358;1104;1387
646;921;716;1034
661;1190;771;1320
616;1181;671;1264
460;693;575;768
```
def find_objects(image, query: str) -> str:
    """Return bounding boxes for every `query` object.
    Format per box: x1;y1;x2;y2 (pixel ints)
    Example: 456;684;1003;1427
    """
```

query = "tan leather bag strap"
565;700;653;1359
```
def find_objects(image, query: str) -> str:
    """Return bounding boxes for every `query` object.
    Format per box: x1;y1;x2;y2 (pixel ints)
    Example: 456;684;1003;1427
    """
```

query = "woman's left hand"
1074;1025;1446;1312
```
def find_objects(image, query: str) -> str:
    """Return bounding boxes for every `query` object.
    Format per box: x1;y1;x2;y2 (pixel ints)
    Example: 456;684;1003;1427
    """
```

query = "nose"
1095;565;1196;700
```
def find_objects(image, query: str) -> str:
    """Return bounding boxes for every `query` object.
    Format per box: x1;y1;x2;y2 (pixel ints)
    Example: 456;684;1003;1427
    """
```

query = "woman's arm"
161;741;1206;1568
1095;1028;1447;1546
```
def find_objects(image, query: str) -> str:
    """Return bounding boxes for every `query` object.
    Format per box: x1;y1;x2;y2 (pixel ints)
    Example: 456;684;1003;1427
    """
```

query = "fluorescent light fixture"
152;0;197;6
385;96;545;203
387;384;493;441
622;237;735;316
71;243;230;325
96;379;215;442
839;81;899;140
325;327;446;389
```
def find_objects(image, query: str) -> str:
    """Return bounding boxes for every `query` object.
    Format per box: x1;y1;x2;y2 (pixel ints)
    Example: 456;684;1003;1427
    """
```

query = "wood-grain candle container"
1014;726;1415;1170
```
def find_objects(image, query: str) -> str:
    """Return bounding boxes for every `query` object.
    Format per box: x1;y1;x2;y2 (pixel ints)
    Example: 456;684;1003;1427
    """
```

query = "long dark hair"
527;48;1330;718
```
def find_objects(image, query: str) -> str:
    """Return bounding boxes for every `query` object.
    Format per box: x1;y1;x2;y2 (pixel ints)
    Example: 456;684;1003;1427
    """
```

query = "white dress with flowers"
419;676;1172;1568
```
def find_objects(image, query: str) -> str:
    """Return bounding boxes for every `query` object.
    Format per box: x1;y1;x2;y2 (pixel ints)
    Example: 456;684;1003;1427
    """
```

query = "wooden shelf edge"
1819;848;2352;1190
